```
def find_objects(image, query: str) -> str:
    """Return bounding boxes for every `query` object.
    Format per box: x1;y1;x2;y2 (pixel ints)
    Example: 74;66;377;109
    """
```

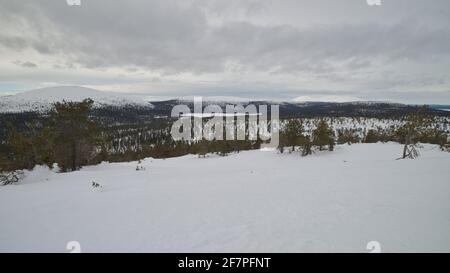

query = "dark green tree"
3;122;52;170
50;99;100;171
300;137;313;156
312;119;335;151
283;119;304;152
193;140;209;158
337;129;360;145
279;119;313;156
364;129;379;143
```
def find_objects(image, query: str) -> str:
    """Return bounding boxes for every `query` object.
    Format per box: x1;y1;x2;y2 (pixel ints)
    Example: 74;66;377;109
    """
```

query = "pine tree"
279;119;313;156
283;119;303;152
6;126;34;170
312;118;335;151
364;129;379;143
0;120;54;172
194;140;208;158
300;137;312;156
337;129;360;145
50;99;100;171
0;148;9;173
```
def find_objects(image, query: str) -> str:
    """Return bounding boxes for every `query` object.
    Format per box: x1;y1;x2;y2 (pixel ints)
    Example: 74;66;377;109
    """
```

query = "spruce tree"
300;137;312;156
194;140;208;158
312;118;335;151
283;119;303;152
364;129;379;143
50;99;100;171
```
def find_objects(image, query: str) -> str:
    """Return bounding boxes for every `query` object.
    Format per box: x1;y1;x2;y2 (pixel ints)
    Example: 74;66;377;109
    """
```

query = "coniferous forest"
1;98;449;185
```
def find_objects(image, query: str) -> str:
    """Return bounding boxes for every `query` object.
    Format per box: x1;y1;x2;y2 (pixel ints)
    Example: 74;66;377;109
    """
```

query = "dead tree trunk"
402;133;410;159
402;132;419;159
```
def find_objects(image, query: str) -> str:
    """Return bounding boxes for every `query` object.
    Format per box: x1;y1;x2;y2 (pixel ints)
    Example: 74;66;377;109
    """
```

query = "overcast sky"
0;0;449;103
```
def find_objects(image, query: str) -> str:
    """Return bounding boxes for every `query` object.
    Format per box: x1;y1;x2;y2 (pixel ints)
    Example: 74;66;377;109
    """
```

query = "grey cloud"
0;0;450;103
1;0;449;74
13;60;38;68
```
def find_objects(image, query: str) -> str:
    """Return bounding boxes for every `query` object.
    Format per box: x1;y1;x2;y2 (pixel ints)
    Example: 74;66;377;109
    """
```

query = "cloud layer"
1;0;450;103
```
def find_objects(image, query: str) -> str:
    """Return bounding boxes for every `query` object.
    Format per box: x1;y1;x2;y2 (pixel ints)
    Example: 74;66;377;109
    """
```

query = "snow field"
0;143;449;252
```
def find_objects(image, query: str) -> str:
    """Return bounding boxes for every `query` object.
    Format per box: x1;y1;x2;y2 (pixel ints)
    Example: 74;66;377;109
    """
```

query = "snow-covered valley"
1;143;449;253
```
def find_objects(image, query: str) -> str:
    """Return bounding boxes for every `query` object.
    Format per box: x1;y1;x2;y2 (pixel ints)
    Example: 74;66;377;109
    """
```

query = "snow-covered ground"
1;143;450;253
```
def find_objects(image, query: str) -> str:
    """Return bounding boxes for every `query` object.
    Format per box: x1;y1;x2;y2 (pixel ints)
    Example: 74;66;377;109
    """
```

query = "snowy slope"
1;143;450;252
0;86;154;113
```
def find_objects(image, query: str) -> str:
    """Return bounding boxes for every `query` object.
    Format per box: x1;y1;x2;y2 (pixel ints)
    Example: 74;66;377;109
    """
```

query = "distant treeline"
2;100;450;141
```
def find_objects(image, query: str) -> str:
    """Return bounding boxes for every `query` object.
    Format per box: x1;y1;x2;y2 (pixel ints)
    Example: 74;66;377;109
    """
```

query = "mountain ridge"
0;86;154;113
1;86;449;117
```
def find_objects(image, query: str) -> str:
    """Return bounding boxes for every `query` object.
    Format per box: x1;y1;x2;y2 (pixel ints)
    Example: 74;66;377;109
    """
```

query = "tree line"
0;99;265;176
1;100;449;185
278;106;448;158
278;118;335;156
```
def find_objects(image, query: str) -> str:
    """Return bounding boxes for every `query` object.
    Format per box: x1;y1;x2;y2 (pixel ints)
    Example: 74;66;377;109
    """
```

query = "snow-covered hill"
0;86;154;113
1;143;449;252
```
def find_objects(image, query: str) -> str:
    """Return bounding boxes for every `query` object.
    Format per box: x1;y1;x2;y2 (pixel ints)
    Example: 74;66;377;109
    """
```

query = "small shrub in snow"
0;170;24;186
136;165;146;171
442;144;450;153
91;181;103;192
